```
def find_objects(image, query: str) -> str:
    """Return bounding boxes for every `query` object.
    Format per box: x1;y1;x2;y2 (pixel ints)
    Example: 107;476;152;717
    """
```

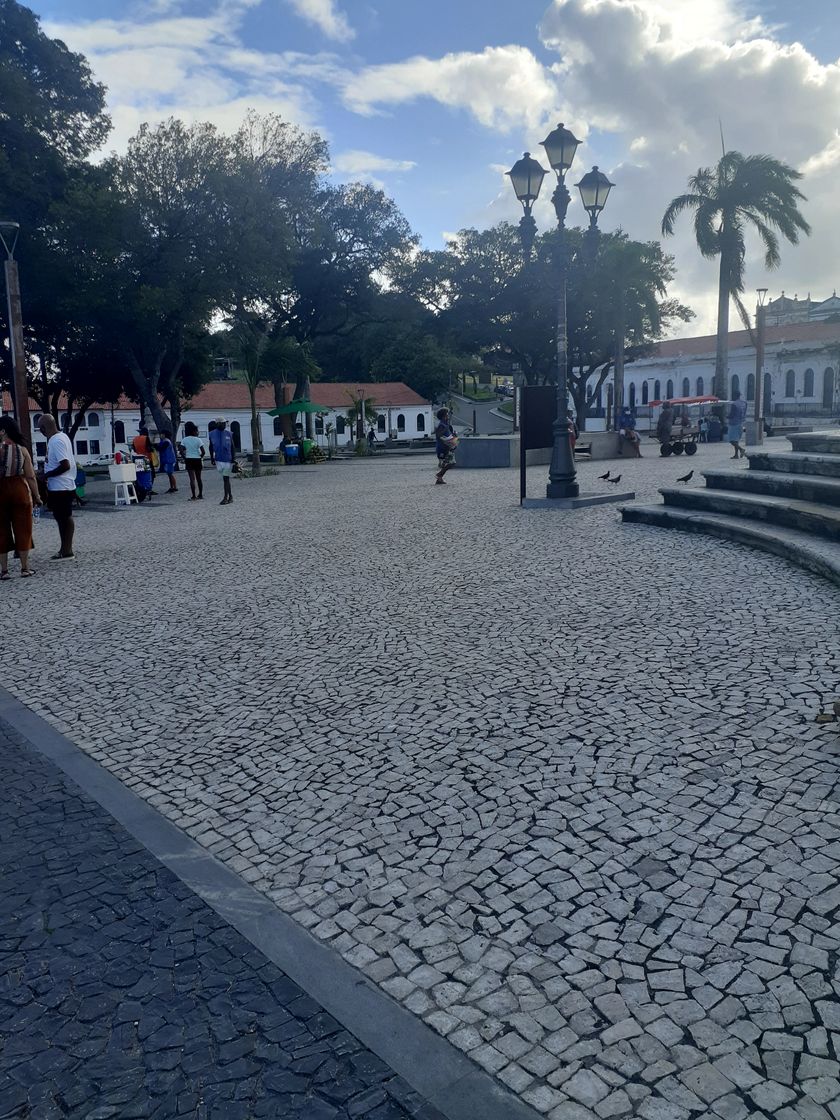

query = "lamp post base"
546;479;580;499
523;490;635;510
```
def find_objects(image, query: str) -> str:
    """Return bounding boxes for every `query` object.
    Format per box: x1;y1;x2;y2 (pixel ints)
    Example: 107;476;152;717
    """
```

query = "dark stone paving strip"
0;718;445;1120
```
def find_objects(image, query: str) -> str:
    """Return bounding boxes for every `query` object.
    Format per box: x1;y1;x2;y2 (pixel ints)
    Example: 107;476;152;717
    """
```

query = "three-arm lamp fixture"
507;125;614;499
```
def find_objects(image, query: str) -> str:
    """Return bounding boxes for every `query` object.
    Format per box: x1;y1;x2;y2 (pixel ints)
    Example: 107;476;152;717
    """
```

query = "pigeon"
598;470;611;480
676;469;694;483
607;474;622;484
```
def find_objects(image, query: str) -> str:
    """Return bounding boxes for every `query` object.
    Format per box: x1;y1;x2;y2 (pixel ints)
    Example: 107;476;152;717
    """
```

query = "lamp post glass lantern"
507;152;546;261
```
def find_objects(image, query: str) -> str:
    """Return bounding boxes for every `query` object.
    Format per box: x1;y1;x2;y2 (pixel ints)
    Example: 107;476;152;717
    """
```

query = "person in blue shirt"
158;434;178;493
618;406;641;457
208;417;236;505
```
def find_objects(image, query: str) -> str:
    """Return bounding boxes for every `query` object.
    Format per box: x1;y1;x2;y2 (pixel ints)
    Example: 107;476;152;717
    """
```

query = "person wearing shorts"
208;417;235;505
181;421;206;500
38;414;77;560
434;408;457;485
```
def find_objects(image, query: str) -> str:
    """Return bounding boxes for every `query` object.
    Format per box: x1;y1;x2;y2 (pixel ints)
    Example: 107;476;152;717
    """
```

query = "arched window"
785;369;795;397
230;420;241;451
746;373;755;401
666;379;674;399
653;380;661;401
113;420;125;443
804;368;814;396
336;416;346;435
642;382;649;404
824;368;835;410
31;413;42;429
731;375;740;398
682;377;690;398
397;414;405;432
696;377;704;396
314;416;324;435
87;411;100;427
273;417;283;436
416;414;425;432
628;383;636;409
377;414;386;432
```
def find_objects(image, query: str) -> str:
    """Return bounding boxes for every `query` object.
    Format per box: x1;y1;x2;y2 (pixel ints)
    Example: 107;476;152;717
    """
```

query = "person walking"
0;416;41;579
728;390;748;458
434;408;458;485
209;417;235;504
158;433;178;493
181;422;206;500
37;415;76;560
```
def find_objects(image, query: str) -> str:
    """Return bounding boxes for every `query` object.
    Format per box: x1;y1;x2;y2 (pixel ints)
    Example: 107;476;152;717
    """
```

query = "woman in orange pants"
0;416;42;578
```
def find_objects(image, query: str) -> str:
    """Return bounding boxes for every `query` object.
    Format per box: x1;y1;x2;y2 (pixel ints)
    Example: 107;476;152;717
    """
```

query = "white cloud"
332;149;416;175
343;45;559;132
285;0;354;42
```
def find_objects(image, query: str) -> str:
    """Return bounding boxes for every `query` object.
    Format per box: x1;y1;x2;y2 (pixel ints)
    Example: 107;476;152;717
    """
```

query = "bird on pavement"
607;474;622;484
676;469;694;483
598;470;611;480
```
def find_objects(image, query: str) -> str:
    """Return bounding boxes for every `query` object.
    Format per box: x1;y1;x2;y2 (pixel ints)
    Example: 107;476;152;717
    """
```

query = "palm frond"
661;193;705;236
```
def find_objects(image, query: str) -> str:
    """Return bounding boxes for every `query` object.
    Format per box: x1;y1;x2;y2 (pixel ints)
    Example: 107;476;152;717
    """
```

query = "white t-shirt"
45;432;77;491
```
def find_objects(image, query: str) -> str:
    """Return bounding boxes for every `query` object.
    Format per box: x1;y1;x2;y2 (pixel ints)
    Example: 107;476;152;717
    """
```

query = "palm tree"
662;151;810;399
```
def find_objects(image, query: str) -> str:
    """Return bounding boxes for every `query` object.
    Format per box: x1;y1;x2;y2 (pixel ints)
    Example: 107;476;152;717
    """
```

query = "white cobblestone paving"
4;437;840;1119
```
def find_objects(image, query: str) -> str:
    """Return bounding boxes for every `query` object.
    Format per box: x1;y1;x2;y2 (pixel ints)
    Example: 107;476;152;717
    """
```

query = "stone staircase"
621;431;840;588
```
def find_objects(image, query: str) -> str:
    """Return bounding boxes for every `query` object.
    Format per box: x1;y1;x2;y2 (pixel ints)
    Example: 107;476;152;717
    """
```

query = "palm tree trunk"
248;382;261;476
714;253;731;400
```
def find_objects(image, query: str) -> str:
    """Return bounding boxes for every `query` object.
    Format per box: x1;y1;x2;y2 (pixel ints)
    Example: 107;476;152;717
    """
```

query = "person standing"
434;408;458;485
728;390;748;459
209;417;235;504
158;433;178;493
132;424;157;493
656;402;674;449
0;416;41;579
181;422;206;500
37;415;76;560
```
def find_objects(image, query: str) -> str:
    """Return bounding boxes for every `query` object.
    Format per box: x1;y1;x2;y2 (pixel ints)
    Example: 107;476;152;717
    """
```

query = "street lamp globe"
540;123;581;176
576;166;614;223
507;152;546;211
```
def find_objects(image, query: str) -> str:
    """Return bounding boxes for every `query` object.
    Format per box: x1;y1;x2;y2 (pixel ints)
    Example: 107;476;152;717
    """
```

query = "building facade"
2;381;434;466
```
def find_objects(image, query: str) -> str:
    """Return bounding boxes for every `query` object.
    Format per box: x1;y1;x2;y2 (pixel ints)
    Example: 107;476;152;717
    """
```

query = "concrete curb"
0;686;542;1120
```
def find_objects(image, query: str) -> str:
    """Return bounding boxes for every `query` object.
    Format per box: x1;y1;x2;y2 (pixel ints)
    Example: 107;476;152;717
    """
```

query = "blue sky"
38;0;840;334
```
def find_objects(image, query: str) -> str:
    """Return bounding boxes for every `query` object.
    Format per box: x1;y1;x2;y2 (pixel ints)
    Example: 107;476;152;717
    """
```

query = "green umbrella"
268;399;329;416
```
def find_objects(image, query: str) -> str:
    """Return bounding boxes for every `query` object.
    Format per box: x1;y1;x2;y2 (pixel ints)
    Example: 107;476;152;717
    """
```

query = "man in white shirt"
38;415;77;560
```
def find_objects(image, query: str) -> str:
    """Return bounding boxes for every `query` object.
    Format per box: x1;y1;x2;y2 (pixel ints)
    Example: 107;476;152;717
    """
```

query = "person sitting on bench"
618;406;642;457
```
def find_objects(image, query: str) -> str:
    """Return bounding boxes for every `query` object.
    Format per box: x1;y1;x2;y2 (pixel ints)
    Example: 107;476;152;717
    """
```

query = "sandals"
0;571;9;581
20;570;33;578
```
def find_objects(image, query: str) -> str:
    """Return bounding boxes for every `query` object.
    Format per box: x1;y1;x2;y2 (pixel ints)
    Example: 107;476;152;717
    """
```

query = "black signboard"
519;386;557;503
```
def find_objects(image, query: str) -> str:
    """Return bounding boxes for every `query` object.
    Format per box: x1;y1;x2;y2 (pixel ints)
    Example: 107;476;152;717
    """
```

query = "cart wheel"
660;443;673;457
672;442;684;455
685;442;698;456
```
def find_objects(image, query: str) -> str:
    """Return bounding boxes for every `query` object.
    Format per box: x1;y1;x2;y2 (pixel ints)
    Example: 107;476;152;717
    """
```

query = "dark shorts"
437;449;456;468
185;458;203;473
47;490;75;521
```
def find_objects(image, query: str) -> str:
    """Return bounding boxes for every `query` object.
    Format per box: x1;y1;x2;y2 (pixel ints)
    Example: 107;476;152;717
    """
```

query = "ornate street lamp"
0;221;30;453
507;152;546;262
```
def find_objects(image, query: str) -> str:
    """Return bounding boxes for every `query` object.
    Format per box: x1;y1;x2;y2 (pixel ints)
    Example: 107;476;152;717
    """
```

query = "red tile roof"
1;380;429;414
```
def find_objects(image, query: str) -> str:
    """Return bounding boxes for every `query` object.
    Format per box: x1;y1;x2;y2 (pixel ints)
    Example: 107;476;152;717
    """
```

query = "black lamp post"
753;287;768;441
0;221;30;454
507;152;546;263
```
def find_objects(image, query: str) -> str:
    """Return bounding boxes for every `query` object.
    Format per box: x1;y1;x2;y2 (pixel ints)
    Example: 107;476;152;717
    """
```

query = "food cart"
647;395;722;456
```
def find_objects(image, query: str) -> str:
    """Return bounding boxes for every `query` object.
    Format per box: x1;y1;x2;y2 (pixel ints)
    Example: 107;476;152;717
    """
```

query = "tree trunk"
714;251;731;400
248;382;261;475
126;353;173;437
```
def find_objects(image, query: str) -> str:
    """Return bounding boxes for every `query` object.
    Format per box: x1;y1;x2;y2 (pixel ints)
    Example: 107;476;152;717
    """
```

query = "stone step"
703;469;840;508
747;451;840;479
659;487;840;541
788;430;840;455
621;505;840;589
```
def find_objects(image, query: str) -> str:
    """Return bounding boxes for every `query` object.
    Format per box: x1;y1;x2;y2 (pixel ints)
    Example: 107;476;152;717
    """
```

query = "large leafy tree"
662;151;810;398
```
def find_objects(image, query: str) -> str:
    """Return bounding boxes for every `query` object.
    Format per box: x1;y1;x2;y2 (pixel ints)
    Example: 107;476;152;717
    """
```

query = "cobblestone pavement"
0;716;445;1120
3;437;840;1119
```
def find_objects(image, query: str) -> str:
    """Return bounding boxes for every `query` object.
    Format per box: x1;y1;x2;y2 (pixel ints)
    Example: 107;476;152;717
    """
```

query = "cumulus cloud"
332;149;415;175
343;45;559;131
285;0;354;42
43;5;337;153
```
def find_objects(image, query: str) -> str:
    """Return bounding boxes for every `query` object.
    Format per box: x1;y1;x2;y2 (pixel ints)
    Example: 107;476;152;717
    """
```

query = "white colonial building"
617;320;840;421
3;380;434;466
